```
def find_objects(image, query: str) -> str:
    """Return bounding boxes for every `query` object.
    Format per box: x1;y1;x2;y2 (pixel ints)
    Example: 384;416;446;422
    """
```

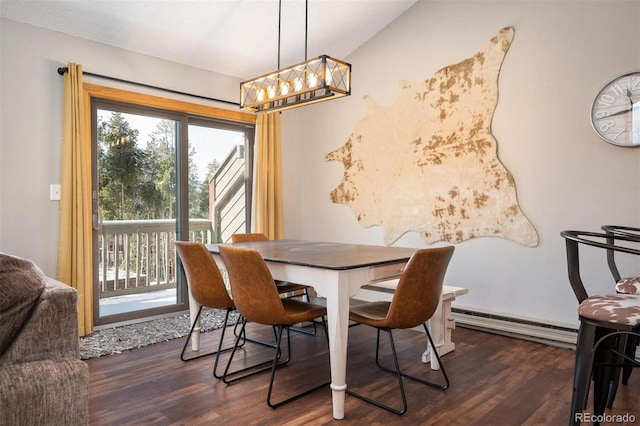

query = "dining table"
189;239;417;420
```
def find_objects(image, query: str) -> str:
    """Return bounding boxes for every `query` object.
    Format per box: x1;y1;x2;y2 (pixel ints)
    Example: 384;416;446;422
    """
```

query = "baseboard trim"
452;308;578;350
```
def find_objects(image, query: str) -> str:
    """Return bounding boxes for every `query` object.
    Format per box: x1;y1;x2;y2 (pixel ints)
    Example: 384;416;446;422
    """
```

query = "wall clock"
591;71;640;146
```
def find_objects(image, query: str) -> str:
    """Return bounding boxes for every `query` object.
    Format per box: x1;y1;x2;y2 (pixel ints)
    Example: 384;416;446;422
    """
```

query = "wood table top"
207;239;416;270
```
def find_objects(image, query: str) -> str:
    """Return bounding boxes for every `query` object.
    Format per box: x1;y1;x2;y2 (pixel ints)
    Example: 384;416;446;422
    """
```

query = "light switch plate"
50;184;61;201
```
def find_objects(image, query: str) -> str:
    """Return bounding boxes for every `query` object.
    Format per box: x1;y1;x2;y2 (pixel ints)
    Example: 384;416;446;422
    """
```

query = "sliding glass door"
92;100;253;326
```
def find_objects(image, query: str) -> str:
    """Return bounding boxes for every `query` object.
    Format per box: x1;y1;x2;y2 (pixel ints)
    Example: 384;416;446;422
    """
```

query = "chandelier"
240;1;351;113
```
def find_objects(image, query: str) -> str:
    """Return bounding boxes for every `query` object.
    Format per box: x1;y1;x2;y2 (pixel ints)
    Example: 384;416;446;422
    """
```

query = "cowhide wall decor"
325;27;539;247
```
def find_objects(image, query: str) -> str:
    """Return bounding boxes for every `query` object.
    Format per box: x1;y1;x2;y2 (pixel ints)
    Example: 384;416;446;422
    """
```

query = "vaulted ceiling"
0;0;418;79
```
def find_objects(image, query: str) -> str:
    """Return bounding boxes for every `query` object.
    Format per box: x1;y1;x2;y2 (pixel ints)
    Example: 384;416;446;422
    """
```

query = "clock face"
590;72;640;146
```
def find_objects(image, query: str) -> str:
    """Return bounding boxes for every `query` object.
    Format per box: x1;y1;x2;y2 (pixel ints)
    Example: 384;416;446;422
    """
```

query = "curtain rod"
56;67;240;107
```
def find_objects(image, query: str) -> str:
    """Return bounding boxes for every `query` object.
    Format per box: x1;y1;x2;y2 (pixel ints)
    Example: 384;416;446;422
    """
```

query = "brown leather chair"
232;233;318;335
346;246;455;415
218;245;330;408
231;233;312;296
177;241;285;379
175;242;238;370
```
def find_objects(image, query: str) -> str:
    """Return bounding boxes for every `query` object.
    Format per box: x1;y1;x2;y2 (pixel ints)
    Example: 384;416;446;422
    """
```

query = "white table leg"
427;299;444;370
423;297;459;369
322;272;351;420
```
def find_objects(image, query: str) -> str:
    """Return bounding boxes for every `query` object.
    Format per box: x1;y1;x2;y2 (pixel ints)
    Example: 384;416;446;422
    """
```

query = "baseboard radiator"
452;308;578;350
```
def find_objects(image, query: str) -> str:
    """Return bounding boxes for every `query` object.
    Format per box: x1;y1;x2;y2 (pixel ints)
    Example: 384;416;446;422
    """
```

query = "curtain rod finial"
57;67;68;75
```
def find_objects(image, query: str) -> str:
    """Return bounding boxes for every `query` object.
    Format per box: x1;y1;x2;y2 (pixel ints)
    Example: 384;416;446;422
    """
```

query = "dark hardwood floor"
86;320;639;425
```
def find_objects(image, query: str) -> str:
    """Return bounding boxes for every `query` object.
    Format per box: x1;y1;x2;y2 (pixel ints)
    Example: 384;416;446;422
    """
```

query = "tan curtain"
57;62;93;336
254;112;284;239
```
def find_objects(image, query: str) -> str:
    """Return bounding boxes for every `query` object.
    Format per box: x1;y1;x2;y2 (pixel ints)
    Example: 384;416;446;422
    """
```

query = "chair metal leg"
570;321;596;426
212;311;237;378
373;325;450;390
421;324;451;389
622;334;638;384
593;331;640;416
288;289;319;336
593;340;617;417
266;324;331;409
605;332;627;408
221;318;291;384
290;321;318;335
180;307;237;362
346;323;449;415
346;327;408;414
571;324;640;426
233;315;279;349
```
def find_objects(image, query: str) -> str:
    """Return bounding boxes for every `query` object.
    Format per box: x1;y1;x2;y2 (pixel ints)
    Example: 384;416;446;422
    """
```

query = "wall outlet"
50;184;61;201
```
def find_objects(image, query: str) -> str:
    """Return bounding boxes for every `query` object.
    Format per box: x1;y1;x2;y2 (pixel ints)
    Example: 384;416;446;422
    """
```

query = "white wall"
1;1;639;328
0;19;241;276
281;1;640;327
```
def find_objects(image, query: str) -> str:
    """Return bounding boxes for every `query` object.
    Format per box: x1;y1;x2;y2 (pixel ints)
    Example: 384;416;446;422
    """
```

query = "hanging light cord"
276;0;309;67
277;0;282;69
304;0;308;61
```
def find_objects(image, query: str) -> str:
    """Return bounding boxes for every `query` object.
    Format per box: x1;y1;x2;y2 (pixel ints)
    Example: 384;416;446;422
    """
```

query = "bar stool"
602;225;640;387
572;295;640;425
561;230;640;425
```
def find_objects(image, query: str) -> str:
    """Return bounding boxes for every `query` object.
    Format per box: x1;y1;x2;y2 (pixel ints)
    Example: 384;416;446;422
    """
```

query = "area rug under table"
80;309;239;360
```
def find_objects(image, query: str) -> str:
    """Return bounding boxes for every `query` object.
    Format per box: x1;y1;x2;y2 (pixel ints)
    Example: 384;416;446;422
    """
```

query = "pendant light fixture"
240;0;351;113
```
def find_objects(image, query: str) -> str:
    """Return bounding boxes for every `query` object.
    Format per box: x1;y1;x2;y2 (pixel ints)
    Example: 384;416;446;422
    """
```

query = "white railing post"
98;219;214;297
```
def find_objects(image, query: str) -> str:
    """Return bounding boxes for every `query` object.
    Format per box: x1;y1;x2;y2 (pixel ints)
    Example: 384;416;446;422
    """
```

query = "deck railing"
98;144;247;298
98;219;213;297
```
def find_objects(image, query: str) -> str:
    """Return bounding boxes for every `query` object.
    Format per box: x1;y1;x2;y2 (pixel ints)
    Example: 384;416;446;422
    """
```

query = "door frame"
84;84;255;327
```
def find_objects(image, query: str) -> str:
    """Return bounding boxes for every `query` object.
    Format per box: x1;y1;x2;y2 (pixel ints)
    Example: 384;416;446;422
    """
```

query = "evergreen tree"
97;112;145;220
98;113;220;222
147;120;177;219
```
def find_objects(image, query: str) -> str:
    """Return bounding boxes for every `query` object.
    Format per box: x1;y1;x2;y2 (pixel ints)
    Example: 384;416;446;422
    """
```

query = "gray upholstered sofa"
0;253;89;426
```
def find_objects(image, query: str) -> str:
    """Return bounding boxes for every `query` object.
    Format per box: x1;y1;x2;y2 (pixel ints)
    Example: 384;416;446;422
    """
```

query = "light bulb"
308;73;318;88
280;82;289;95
